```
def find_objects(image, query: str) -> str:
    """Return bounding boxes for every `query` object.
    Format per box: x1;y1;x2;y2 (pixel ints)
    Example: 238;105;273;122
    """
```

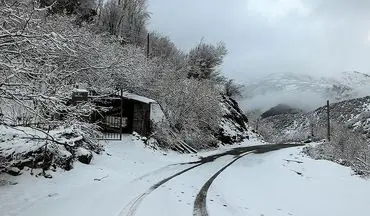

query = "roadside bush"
305;121;370;176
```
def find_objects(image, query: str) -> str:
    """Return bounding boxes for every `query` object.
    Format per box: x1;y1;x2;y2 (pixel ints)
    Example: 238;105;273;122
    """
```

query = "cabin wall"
132;102;151;136
150;103;165;123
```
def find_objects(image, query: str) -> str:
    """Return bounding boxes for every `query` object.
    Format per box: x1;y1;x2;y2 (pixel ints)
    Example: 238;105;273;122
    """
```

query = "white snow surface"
1;137;370;216
72;88;88;93
121;92;155;104
75;147;91;157
0;125;87;157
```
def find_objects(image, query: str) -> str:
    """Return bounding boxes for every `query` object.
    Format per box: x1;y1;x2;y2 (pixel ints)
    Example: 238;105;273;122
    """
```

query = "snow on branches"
1;0;244;167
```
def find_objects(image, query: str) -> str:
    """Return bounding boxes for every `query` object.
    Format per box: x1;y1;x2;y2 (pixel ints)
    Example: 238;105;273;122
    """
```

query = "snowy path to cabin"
1;136;370;216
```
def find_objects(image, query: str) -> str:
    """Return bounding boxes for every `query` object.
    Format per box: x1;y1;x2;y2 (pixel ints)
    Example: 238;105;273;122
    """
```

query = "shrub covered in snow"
304;122;370;176
153;95;249;152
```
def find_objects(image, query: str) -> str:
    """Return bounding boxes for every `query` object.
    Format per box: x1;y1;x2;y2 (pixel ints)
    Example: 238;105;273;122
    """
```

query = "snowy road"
120;144;300;216
1;137;370;216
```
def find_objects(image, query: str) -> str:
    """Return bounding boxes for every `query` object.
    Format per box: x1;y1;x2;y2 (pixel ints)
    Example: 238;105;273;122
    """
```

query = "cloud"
148;0;370;82
240;90;325;112
246;0;311;22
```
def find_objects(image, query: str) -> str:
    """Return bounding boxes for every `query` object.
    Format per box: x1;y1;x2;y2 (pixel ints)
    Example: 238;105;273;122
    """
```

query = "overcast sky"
148;0;370;82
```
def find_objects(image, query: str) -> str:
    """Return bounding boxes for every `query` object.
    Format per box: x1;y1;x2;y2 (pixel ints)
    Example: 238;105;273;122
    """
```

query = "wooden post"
120;89;123;140
42;125;51;176
310;122;314;138
146;33;150;58
327;100;331;142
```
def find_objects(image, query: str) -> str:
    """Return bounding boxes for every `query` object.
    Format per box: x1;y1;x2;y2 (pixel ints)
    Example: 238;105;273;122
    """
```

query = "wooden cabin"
91;91;164;137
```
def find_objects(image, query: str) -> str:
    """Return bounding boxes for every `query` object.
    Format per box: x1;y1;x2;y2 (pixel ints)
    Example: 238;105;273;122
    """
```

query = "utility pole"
120;89;123;140
146;33;150;58
327;100;331;142
310;121;314;138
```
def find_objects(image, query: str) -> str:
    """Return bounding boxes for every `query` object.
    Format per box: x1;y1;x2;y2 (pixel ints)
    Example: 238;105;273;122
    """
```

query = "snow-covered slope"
258;96;370;144
258;96;370;176
243;71;370;111
337;71;370;88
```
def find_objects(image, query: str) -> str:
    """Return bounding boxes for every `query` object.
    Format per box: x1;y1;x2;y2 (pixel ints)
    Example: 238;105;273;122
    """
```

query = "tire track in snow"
119;163;203;216
130;157;211;184
192;151;254;216
130;164;181;183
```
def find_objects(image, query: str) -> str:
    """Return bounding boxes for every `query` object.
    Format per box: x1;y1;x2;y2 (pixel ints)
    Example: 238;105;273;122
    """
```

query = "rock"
63;157;73;171
76;147;93;164
6;167;21;176
43;172;53;179
303;139;312;143
52;145;73;170
13;158;34;170
217;95;249;144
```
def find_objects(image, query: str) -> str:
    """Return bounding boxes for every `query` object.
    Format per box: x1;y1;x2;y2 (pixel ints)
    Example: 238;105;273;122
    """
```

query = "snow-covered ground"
208;146;370;216
1;136;370;216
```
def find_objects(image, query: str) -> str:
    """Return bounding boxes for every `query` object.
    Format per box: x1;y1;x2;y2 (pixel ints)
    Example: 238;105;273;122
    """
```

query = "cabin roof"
121;92;156;104
90;91;156;104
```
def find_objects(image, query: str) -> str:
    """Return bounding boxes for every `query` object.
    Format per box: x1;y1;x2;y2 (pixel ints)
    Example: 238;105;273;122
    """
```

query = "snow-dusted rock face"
217;96;249;144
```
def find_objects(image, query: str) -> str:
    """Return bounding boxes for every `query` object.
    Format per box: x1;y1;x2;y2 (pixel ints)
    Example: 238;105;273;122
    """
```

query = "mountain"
337;71;370;87
261;104;303;119
258;95;370;143
243;71;370;111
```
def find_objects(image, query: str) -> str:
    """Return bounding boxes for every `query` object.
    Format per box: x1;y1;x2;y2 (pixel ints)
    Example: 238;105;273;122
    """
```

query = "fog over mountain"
240;71;370;112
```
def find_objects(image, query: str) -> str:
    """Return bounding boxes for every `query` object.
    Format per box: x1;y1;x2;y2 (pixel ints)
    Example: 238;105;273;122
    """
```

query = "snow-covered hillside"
243;71;370;111
258;96;370;176
259;96;370;144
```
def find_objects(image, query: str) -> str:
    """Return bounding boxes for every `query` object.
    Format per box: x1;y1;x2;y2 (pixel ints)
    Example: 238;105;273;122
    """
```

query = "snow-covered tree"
39;0;97;24
97;0;149;46
1;0;234;159
224;79;244;98
187;41;227;80
0;0;106;145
